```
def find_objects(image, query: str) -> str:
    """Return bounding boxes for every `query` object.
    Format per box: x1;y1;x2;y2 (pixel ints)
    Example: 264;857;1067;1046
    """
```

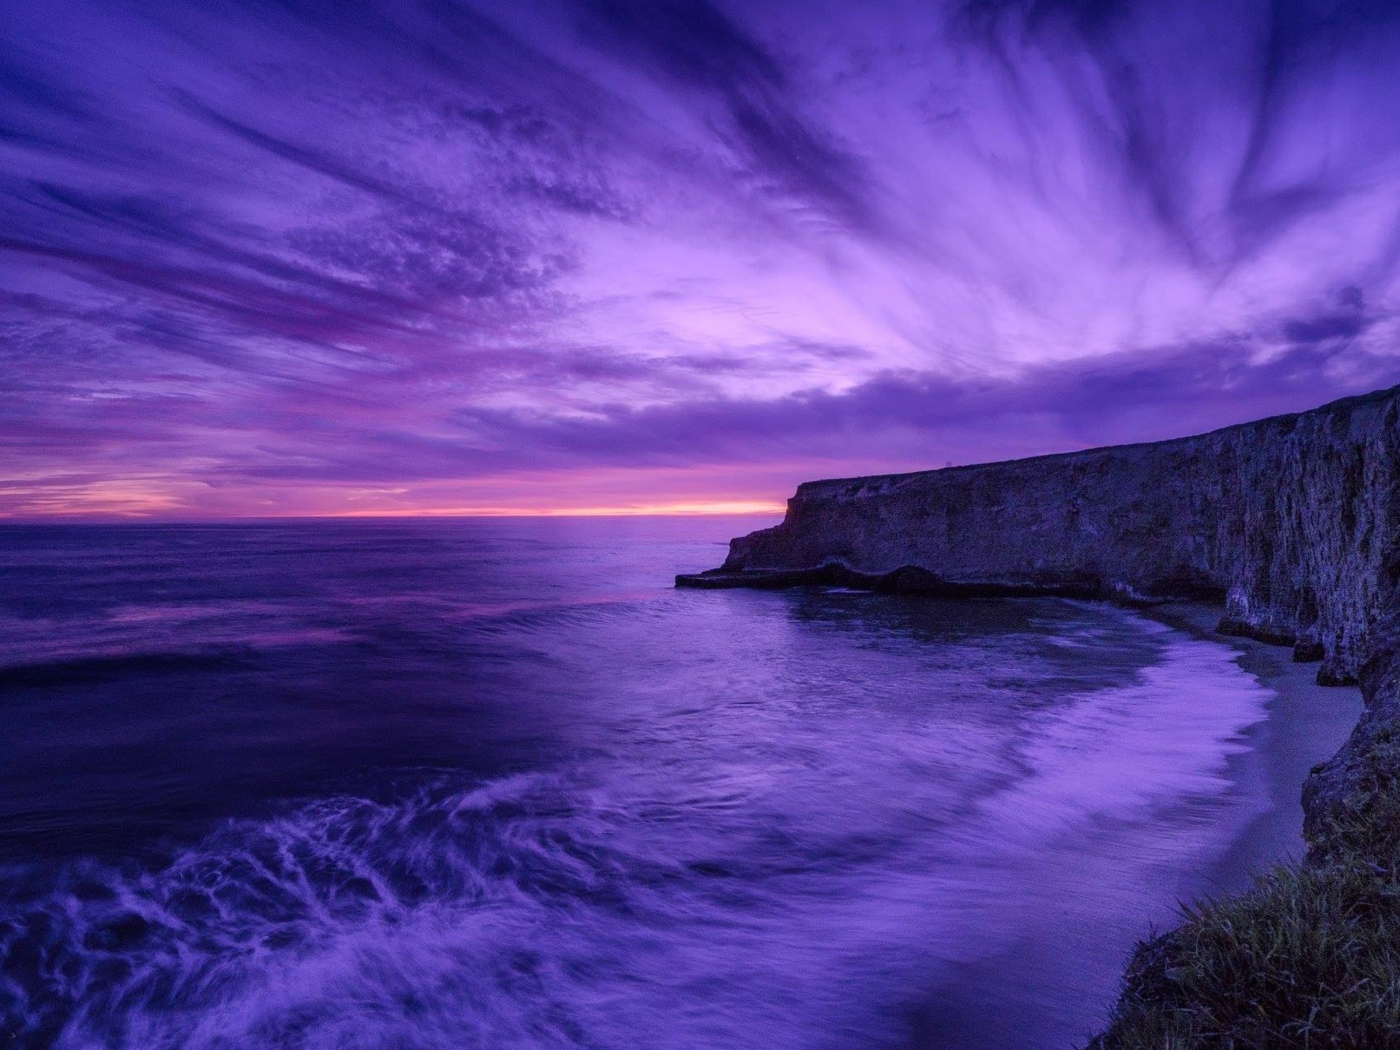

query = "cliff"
679;385;1400;1044
680;385;1400;686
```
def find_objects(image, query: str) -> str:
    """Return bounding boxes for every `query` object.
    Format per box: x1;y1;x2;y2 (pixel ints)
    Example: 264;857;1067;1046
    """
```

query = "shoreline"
901;598;1357;1050
1140;603;1364;896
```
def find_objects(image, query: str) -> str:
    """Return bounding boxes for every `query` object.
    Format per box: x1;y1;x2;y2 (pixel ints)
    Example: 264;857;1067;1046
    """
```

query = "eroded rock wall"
715;387;1400;684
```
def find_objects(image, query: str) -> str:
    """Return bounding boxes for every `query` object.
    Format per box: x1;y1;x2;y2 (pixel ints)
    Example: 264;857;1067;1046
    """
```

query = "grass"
1092;780;1400;1049
1096;860;1400;1048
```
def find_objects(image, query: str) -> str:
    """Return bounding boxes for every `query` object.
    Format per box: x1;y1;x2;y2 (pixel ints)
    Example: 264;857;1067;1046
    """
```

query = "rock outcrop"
680;385;1400;686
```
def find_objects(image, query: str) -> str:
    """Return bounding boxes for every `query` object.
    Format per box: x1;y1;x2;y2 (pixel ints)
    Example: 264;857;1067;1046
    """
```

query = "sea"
0;517;1342;1049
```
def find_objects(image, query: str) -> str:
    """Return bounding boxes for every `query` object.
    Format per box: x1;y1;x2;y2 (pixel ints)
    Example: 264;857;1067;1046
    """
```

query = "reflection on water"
0;519;1277;1049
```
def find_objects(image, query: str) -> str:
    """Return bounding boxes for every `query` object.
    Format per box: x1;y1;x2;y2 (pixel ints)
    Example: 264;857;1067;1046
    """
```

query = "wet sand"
1143;601;1365;894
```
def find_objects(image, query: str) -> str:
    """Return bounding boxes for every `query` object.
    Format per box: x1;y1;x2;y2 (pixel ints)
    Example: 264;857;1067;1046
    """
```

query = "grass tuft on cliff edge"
1090;791;1400;1050
1093;633;1400;1050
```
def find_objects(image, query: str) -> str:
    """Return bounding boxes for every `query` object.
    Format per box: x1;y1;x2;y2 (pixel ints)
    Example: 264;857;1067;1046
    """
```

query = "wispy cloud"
1;0;1398;516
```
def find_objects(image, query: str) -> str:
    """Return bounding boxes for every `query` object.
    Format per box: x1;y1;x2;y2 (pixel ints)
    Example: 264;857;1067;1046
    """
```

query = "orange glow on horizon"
0;500;787;520
327;500;786;518
0;466;820;521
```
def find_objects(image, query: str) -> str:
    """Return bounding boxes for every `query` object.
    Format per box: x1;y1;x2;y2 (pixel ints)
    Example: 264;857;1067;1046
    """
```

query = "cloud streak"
1;0;1399;516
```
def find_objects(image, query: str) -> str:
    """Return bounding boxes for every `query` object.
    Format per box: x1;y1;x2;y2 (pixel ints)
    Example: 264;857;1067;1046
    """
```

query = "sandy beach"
1144;602;1365;893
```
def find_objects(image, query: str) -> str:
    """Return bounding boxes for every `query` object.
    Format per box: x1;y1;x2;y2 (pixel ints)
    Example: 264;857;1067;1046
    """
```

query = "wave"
0;750;1012;1050
0;772;694;1050
6;766;938;1050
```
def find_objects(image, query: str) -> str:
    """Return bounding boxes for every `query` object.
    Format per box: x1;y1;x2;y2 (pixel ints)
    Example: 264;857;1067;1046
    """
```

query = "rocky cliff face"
688;386;1400;686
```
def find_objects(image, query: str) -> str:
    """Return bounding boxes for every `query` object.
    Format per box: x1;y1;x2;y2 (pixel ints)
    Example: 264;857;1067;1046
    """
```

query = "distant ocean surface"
0;519;1287;1049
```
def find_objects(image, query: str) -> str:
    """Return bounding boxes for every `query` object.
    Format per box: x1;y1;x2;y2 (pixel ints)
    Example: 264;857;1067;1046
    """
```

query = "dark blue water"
0;519;1279;1049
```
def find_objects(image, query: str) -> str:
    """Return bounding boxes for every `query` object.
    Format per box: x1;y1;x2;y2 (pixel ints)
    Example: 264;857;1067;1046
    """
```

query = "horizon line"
0;504;788;524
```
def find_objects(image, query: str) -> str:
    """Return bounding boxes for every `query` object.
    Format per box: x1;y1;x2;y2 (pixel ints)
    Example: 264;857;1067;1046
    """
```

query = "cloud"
442;316;1400;473
1;0;1400;515
576;0;872;229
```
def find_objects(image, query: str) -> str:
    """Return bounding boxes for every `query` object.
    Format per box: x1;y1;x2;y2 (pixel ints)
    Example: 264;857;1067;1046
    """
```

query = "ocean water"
0;518;1287;1049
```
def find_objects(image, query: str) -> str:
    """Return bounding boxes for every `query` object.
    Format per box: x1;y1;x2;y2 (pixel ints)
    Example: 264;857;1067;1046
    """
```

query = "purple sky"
3;0;1400;516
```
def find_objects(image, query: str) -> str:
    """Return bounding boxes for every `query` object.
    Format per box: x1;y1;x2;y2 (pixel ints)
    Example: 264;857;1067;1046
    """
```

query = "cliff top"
793;383;1400;500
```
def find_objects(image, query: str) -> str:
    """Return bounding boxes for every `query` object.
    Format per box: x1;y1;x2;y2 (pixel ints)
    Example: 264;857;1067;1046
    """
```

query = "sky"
3;0;1400;517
